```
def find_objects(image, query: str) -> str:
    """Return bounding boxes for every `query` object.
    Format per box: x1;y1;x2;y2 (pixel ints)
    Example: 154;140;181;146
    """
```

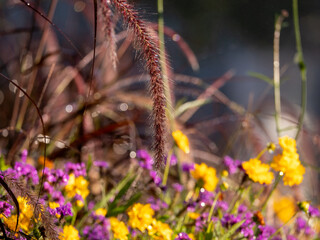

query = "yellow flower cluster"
273;197;296;223
64;173;90;200
147;219;173;240
172;130;190;154
110;217;129;240
127;203;154;232
242;158;274;184
127;203;173;240
3;197;34;233
191;163;219;191
271;136;305;186
59;225;80;240
95;208;107;216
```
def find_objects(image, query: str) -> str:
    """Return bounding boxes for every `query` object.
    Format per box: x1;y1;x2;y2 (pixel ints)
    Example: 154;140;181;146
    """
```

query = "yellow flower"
242;158;274;184
279;136;297;153
110;217;129;240
271;152;300;173
95;208;107;216
3;214;19;231
76;200;84;208
127;203;154;232
172;130;190;154
49;202;60;209
273;197;296;223
191;163;219;191
147;219;173;240
187;212;200;220
4;197;34;232
271;136;305;186
188;233;196;240
59;225;79;240
64;174;90;200
283;164;305;186
221;170;229;177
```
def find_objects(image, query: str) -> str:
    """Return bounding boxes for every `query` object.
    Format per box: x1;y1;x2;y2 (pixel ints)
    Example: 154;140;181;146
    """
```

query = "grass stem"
273;11;287;137
293;0;307;140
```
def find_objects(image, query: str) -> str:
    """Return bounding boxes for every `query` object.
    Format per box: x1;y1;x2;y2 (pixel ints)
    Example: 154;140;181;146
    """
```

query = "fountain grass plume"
105;0;168;169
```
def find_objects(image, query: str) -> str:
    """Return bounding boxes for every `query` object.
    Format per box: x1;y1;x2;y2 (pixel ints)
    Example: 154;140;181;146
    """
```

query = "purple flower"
172;183;183;192
309;205;320;217
147;197;168;211
240;222;255;238
216;201;228;212
88;201;95;210
296;217;315;235
47;207;57;216
224;156;241;174
54;169;69;184
136;150;153;170
150;170;161;186
238;204;248;214
65;162;86;177
21;149;28;163
181;163;194;172
168;155;177;166
0;201;13;217
43;168;56;182
198;189;214;207
51;191;65;206
43;168;68;185
56;202;73;216
221;213;241;228
195;212;217;232
43;181;54;194
175;232;192;240
5;161;39;184
296;217;306;231
256;225;276;240
83;218;110;240
94;161;109;169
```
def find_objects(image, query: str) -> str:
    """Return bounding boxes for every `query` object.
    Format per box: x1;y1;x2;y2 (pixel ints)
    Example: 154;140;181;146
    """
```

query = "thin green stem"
273;12;287;136
261;173;282;212
157;0;175;130
162;149;172;186
207;192;221;224
256;148;267;160
268;211;298;240
293;0;307;140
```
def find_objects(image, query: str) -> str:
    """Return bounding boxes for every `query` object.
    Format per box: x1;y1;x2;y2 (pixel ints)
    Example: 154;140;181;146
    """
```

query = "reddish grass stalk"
106;0;167;169
99;1;118;69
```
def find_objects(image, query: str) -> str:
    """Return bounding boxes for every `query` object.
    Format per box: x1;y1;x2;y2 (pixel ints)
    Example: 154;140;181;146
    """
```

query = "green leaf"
220;219;245;240
0;155;9;171
108;176;136;210
106;192;142;217
175;99;211;117
247;71;273;85
205;232;213;240
157;215;170;222
86;154;93;175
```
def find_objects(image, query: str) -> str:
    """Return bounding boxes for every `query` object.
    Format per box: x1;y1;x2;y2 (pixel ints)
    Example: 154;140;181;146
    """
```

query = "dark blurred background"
136;0;320;117
1;0;320;115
